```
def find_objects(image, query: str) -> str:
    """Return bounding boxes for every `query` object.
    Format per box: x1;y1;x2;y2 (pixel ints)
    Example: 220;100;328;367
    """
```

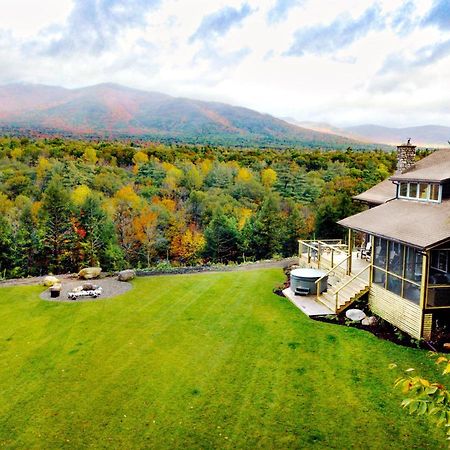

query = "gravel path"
39;277;132;302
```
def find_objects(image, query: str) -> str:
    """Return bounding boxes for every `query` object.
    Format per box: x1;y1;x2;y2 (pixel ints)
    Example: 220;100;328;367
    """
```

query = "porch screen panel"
374;237;387;268
405;247;422;283
387;241;404;276
371;237;423;304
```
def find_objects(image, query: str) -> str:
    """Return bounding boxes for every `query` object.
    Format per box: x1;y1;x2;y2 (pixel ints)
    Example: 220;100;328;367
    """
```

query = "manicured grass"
0;269;445;449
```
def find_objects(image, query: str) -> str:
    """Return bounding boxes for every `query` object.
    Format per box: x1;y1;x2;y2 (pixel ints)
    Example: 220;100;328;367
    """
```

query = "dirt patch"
40;277;132;302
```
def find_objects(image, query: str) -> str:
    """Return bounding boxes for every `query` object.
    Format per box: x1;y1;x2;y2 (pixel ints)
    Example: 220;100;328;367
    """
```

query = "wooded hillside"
0;137;396;278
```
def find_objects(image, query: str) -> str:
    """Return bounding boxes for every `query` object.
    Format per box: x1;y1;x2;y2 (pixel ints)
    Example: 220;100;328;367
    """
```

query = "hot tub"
290;268;328;295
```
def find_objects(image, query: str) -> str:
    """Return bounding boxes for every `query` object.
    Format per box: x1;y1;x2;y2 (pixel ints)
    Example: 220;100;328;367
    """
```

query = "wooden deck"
282;287;334;317
293;239;371;315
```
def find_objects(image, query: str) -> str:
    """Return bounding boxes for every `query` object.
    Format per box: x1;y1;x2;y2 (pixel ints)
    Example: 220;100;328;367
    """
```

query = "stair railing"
315;254;351;301
334;264;371;311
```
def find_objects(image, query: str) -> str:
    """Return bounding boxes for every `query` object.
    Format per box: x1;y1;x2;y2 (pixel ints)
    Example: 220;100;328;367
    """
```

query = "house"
337;141;450;340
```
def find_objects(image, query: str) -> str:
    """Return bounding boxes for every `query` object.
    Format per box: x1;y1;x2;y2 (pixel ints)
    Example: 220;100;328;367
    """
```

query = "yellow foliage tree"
71;185;92;206
10;147;23;160
199;160;213;176
261;168;277;188
83;147;98;165
236;168;253;182
237;207;252;230
133;207;159;267
0;193;13;216
171;225;205;264
36;157;51;180
133;151;149;165
113;185;142;210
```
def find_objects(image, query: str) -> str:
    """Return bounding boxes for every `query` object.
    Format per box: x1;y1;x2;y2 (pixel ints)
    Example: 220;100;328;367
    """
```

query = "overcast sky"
0;0;449;127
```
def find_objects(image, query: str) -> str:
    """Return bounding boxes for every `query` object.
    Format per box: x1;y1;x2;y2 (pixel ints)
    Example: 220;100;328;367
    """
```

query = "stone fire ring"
40;277;132;302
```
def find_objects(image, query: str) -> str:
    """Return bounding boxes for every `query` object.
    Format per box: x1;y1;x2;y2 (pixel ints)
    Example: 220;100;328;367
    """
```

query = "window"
430;184;440;201
398;182;441;202
419;183;428;199
399;183;408;197
409;183;418;198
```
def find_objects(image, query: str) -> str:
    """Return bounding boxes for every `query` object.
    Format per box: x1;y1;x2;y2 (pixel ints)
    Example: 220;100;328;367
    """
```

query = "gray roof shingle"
338;199;450;249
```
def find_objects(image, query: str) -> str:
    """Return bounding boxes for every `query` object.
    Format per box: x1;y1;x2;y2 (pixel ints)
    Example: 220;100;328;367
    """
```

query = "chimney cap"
398;138;416;147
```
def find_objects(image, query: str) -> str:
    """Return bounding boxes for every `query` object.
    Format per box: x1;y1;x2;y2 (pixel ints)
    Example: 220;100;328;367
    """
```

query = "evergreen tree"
77;194;119;268
204;210;240;262
15;204;43;276
40;176;76;273
250;194;285;259
0;216;13;278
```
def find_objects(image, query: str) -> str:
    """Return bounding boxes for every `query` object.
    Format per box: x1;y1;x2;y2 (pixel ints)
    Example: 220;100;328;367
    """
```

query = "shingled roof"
390;149;450;183
353;179;396;205
338;199;450;249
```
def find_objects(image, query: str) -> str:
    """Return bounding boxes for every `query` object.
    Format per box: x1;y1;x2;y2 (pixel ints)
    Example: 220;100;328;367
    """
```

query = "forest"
0;136;397;278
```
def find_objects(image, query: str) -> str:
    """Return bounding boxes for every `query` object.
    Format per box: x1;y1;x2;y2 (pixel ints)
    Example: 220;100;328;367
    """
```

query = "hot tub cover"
291;268;327;278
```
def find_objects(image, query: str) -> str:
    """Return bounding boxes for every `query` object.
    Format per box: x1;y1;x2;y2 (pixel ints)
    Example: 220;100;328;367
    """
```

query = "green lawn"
0;269;445;449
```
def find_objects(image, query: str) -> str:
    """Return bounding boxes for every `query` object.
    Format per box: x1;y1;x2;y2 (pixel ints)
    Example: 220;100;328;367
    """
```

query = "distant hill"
282;118;368;141
0;83;373;149
283;119;450;148
344;124;450;148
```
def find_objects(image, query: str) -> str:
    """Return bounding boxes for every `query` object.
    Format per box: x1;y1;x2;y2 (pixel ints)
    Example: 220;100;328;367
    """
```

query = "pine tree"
40;176;76;273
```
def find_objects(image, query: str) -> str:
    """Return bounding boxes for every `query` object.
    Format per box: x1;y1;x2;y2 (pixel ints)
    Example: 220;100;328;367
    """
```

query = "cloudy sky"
0;0;449;127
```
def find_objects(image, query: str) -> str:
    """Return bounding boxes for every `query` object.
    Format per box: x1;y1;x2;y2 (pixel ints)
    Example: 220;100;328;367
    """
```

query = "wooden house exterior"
338;142;450;340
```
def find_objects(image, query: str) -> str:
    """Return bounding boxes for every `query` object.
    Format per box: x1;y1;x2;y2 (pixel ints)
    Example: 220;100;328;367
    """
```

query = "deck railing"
334;264;371;311
298;239;349;274
315;254;351;301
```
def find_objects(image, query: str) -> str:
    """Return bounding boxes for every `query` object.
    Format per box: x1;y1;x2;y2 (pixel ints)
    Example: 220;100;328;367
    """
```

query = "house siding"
369;284;422;339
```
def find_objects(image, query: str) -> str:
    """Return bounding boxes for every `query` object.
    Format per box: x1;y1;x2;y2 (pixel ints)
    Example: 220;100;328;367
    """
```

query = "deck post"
368;234;374;286
419;252;429;309
347;229;353;275
419;251;429;339
317;241;321;269
331;248;334;269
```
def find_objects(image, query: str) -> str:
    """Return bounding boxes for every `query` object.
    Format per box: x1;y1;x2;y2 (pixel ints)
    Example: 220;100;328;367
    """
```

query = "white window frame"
398;182;441;203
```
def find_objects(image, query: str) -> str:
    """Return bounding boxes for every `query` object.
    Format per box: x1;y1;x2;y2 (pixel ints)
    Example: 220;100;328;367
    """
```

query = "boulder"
43;275;60;287
78;267;102;280
362;316;377;326
118;269;136;282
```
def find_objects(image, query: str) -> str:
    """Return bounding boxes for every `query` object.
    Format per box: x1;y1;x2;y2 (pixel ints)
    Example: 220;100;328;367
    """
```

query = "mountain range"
0;82;447;148
0;83;374;149
285;119;450;148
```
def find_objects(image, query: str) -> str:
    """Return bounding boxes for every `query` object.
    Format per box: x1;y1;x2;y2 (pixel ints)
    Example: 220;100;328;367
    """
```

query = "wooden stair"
318;274;369;313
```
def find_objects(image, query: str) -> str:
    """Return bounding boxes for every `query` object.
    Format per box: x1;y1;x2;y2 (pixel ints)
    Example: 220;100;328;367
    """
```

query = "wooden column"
368;235;374;286
347;229;353;275
419;251;429;340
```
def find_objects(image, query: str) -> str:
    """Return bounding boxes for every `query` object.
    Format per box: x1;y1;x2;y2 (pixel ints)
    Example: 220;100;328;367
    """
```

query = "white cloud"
0;0;449;127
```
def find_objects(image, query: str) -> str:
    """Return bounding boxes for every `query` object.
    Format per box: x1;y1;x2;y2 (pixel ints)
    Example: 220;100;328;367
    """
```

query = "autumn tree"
133;207;159;267
171;224;205;265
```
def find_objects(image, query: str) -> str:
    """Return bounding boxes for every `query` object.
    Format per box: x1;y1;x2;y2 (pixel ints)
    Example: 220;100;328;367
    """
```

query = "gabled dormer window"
398;182;441;202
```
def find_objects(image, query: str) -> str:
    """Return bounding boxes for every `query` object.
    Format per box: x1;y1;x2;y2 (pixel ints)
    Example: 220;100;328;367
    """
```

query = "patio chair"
358;240;372;261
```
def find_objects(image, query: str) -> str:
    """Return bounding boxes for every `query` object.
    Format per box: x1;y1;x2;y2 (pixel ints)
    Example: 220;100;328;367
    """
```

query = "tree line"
0;137;396;277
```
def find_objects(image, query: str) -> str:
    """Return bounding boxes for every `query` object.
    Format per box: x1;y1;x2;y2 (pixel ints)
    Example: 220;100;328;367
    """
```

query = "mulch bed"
40;277;132;302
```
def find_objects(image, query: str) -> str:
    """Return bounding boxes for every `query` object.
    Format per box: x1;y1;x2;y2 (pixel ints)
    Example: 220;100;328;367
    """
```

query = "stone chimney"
396;138;416;174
